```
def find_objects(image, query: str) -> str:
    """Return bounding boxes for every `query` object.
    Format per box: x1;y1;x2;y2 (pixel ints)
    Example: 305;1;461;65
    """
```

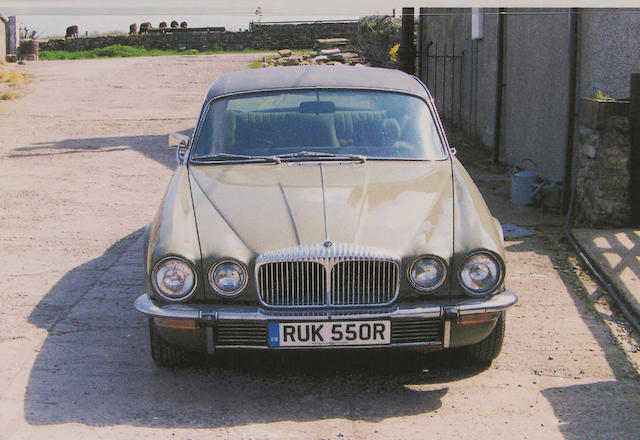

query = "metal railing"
422;42;465;126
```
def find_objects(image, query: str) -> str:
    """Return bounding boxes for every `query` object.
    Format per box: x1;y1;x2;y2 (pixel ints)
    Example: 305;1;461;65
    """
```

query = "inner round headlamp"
409;256;447;292
208;260;248;296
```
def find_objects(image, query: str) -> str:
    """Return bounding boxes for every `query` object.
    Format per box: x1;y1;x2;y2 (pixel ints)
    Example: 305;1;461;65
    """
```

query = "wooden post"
398;7;416;75
630;73;640;225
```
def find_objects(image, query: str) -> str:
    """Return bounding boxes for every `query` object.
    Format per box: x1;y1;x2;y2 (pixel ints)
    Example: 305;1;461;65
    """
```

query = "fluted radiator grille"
256;249;400;308
330;260;399;306
257;261;326;307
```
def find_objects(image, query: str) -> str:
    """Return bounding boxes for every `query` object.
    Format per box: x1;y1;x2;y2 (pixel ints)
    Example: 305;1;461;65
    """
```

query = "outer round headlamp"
152;257;197;302
458;251;503;296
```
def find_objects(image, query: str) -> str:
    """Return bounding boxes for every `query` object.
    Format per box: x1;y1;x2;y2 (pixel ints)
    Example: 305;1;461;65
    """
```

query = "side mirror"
169;133;190;164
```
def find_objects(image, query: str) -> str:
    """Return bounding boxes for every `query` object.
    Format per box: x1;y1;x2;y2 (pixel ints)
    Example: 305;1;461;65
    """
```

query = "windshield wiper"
192;153;281;164
277;151;366;163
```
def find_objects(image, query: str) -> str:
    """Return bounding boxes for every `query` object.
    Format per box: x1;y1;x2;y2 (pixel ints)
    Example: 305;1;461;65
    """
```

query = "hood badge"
323;240;333;248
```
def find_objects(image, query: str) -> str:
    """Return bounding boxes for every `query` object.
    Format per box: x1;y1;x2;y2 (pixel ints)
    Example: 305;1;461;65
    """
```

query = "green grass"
39;44;269;61
249;58;266;69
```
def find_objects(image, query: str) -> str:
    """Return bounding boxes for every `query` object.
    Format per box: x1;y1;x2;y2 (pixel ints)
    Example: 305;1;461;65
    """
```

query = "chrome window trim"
188;87;450;163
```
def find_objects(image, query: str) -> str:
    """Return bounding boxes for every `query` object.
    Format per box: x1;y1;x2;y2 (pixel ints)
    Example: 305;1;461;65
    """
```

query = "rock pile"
264;38;365;67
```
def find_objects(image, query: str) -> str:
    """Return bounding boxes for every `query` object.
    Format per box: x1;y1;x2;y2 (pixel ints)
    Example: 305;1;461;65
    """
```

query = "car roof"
204;65;429;101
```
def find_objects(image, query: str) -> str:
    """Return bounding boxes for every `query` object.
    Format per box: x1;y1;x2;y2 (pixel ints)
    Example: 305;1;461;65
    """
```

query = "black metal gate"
421;42;464;127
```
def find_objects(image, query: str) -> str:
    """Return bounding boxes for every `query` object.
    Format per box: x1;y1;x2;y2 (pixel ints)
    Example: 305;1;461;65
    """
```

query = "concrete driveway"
0;55;638;440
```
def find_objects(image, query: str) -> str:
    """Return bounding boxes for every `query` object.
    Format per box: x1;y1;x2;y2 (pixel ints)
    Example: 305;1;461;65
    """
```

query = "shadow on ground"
572;228;640;315
6;128;194;170
24;228;488;428
541;380;640;439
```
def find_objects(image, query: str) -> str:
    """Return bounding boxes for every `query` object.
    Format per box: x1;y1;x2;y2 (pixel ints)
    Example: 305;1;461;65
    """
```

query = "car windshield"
191;90;448;161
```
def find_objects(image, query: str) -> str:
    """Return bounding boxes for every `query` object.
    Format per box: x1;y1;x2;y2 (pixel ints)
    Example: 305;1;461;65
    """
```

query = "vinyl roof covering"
205;65;429;101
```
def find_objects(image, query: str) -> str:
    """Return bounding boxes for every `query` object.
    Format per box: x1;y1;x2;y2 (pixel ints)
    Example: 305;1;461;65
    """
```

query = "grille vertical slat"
318;262;322;305
356;260;360;302
269;263;273;305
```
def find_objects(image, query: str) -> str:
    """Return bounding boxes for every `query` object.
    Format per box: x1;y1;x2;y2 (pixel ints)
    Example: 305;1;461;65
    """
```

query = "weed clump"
590;90;616;102
0;70;31;85
0;91;22;100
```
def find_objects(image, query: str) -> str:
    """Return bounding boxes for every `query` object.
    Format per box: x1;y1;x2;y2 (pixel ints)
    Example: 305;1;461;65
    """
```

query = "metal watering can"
510;159;538;205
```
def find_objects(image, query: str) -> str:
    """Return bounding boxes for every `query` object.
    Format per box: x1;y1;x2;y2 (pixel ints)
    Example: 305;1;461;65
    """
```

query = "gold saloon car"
134;65;518;368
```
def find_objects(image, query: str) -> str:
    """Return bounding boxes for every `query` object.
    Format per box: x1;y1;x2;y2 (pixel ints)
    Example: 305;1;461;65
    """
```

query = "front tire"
149;318;193;368
464;312;506;364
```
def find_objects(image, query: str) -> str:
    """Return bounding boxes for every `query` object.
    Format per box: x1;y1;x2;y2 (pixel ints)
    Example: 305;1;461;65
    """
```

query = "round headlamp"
458;251;503;296
208;260;248;296
152;257;197;302
408;256;447;292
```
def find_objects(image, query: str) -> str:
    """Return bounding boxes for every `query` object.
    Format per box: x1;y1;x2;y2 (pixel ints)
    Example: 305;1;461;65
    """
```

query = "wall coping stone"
579;97;629;130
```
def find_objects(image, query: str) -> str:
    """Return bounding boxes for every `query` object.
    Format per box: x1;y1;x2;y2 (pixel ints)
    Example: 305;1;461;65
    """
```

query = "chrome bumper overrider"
135;290;518;323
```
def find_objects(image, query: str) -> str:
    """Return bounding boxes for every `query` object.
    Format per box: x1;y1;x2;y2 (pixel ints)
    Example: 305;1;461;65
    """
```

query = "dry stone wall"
573;97;631;227
39;22;358;52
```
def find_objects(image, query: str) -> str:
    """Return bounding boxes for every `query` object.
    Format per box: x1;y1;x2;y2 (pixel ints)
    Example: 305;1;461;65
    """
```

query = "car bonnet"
187;159;453;261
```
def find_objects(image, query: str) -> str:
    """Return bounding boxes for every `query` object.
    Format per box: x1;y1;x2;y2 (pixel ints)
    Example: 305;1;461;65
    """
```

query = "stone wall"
38;22;358;52
573;97;631;227
250;22;358;50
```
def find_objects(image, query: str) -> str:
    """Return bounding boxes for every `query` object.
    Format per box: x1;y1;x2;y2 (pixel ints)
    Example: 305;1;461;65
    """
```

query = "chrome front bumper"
135;290;517;322
135;290;518;351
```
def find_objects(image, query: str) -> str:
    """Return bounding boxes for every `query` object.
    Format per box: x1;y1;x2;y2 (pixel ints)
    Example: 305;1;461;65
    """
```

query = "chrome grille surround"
255;243;401;308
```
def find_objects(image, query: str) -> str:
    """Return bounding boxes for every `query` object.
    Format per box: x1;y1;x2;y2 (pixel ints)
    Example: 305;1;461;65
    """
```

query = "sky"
4;0;424;37
5;0;638;37
4;0;415;16
4;0;639;14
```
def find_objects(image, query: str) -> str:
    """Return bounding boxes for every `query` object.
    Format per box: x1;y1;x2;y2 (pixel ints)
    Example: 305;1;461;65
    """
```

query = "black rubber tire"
149;319;193;369
464;312;506;364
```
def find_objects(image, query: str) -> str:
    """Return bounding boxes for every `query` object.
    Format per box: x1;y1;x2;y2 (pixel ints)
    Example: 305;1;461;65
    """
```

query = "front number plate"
268;320;390;347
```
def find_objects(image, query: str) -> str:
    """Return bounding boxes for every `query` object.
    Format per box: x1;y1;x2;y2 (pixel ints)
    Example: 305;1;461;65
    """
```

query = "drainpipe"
398;8;417;75
562;8;579;213
493;8;505;165
417;8;424;79
0;14;8;23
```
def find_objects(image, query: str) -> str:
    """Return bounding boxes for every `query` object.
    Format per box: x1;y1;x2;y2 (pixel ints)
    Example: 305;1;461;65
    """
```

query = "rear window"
192;90;447;160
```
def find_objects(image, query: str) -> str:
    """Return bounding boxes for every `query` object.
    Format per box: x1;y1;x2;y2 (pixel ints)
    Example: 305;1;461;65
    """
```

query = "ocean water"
16;13;363;38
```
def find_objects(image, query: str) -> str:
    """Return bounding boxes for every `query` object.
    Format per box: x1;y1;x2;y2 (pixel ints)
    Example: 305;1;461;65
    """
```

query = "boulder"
315;38;349;49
